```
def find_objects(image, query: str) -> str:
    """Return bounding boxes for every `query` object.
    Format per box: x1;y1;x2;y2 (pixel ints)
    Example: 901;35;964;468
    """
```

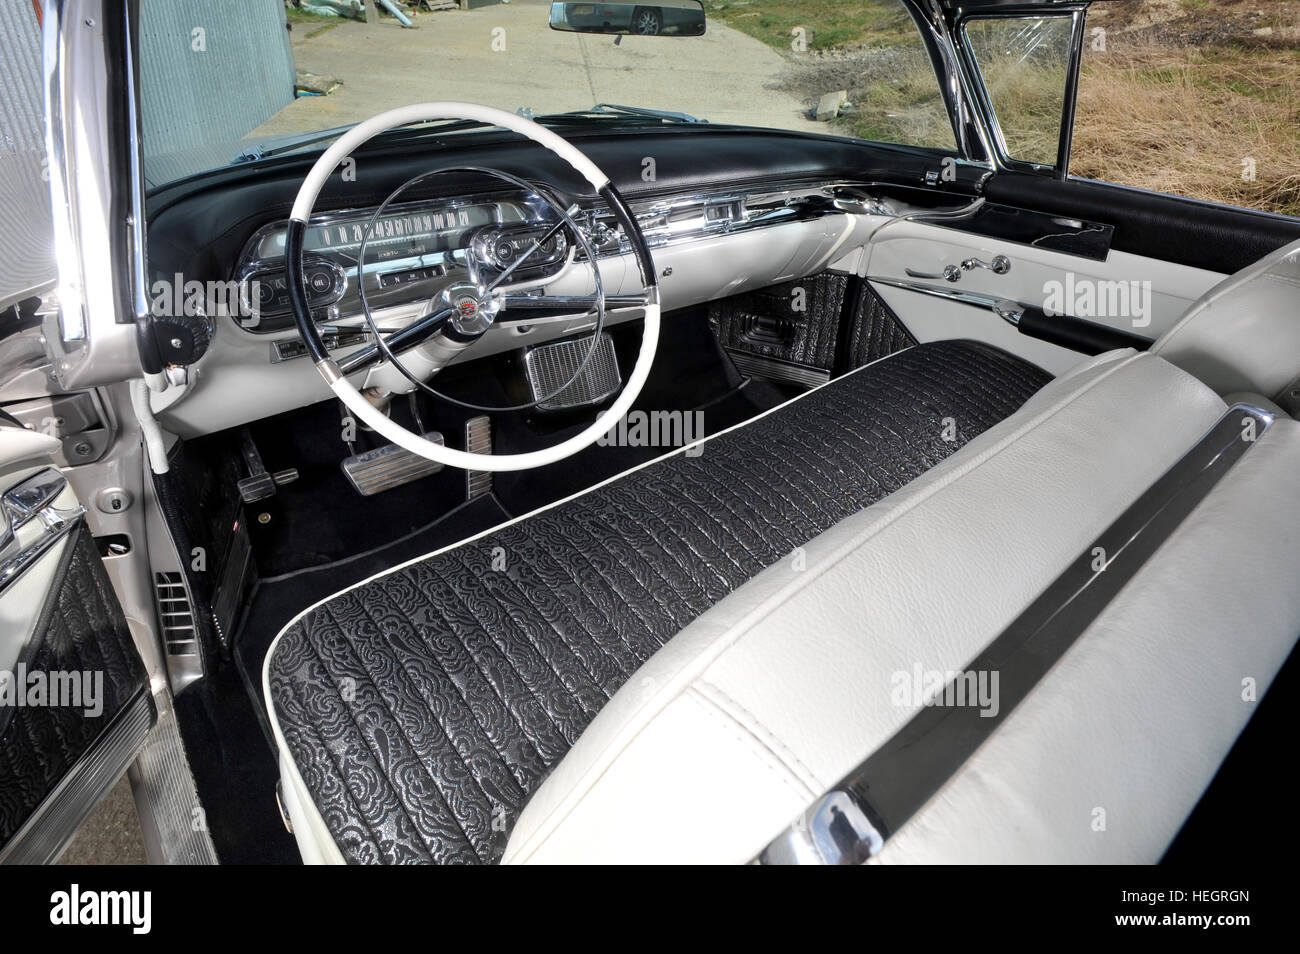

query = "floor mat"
233;493;512;708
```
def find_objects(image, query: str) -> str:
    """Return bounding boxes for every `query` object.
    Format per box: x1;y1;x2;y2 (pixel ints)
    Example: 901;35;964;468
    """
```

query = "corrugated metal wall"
139;0;295;183
0;0;56;311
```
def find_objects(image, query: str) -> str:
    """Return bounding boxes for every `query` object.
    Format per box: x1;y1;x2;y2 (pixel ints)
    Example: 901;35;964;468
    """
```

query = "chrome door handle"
905;264;962;283
904;256;1011;283
0;469;84;593
961;255;1011;274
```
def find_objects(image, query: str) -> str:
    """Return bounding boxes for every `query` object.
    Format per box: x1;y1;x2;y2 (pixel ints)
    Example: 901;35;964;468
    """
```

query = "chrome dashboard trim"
227;179;887;343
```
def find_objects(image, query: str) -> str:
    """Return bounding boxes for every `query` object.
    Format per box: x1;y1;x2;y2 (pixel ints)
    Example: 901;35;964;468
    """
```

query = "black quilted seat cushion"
267;340;1051;864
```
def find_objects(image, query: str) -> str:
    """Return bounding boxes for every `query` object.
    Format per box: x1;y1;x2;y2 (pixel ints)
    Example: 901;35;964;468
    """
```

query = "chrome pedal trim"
464;416;493;500
523;332;622;411
341;432;444;496
726;349;830;388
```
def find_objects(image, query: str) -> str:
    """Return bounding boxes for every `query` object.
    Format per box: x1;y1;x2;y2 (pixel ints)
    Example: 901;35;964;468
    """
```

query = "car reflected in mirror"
549;1;706;38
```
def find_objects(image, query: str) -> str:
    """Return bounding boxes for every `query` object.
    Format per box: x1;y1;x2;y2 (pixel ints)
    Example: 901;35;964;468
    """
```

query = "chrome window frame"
951;3;1088;178
43;0;158;389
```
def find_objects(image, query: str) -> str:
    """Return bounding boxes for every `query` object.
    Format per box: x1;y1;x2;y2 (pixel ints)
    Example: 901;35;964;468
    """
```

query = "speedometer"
249;201;506;265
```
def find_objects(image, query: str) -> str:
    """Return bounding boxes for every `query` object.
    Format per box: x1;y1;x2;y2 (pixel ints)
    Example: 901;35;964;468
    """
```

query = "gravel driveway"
255;0;821;136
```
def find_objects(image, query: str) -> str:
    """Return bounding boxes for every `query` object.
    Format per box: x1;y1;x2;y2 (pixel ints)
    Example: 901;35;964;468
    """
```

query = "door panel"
0;431;152;863
862;215;1225;375
987;172;1300;276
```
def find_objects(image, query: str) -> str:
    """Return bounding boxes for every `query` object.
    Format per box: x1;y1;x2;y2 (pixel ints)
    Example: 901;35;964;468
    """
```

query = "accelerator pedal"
464;415;493;500
342;432;444;496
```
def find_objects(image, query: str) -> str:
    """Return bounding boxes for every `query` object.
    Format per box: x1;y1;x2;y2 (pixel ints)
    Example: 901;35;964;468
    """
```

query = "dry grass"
703;0;918;51
971;59;1067;167
764;0;1300;217
1072;44;1300;216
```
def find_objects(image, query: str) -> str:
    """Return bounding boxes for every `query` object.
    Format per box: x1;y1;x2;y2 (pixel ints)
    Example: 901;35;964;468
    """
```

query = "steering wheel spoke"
335;305;455;376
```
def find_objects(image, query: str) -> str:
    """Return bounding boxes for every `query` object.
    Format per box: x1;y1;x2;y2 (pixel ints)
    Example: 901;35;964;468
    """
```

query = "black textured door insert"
0;524;150;847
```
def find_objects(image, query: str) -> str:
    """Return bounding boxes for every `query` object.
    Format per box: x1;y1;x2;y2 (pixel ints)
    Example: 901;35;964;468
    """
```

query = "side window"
711;0;956;151
1072;1;1300;217
963;16;1074;168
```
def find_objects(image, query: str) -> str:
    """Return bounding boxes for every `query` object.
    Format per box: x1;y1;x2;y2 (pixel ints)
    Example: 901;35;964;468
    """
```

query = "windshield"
138;0;956;188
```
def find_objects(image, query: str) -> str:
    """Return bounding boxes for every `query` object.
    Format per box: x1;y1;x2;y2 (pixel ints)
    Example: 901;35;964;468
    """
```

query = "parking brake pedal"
342;432;445;496
237;430;298;504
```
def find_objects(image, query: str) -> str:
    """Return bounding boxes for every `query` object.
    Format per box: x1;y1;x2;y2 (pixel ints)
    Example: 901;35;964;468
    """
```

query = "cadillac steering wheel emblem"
442;283;497;336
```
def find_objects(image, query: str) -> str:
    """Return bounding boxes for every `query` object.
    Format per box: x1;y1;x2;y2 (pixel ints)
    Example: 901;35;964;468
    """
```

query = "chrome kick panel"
727;350;831;388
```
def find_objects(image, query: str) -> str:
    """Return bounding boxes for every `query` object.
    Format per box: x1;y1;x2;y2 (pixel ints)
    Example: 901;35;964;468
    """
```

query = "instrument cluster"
231;194;539;333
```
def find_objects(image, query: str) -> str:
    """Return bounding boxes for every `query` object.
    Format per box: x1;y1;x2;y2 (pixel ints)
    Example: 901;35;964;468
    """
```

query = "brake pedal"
465;416;493;500
342;432;445;496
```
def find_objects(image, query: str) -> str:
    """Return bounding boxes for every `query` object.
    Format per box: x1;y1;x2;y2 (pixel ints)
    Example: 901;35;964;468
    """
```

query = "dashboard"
141;127;989;436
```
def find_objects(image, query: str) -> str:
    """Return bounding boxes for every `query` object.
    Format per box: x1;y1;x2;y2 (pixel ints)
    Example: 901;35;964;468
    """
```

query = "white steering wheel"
287;102;661;473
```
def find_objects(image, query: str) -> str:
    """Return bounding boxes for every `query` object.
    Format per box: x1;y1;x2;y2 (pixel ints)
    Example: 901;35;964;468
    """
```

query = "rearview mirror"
549;2;706;38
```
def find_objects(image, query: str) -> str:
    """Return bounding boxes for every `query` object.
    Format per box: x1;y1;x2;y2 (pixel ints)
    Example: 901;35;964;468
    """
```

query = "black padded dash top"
266;340;1051;864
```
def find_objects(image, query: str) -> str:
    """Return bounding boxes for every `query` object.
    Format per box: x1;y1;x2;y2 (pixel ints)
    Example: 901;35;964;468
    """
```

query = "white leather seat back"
503;349;1300;864
1153;236;1300;404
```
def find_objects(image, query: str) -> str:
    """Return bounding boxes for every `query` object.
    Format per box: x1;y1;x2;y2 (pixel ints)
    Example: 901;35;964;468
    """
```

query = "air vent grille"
154;572;198;657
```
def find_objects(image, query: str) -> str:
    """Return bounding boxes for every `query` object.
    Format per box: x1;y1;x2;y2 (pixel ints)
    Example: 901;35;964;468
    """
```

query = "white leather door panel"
862;220;1225;375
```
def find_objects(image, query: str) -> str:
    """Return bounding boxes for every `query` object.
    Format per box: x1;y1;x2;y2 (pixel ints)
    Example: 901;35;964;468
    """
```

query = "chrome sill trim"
758;404;1274;864
727;351;831;389
0;688;155;865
